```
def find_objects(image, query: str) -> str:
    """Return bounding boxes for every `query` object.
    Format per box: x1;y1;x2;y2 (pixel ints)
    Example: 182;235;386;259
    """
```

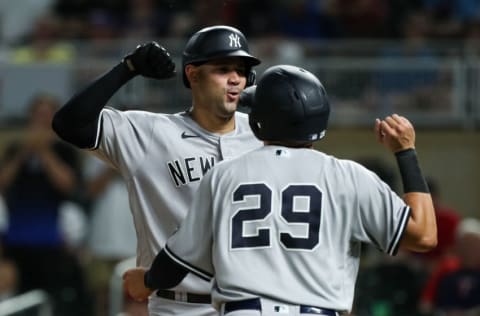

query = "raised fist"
375;114;416;153
123;42;176;79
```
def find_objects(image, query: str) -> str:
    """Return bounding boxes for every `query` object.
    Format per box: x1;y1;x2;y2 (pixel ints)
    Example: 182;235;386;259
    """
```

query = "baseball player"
52;25;262;316
122;65;438;315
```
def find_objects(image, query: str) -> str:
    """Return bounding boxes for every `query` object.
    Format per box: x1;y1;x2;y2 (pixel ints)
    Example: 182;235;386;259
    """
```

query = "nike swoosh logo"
181;131;200;139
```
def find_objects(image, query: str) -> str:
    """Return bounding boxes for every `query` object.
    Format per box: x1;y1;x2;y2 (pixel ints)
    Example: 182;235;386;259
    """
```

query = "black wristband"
395;148;429;193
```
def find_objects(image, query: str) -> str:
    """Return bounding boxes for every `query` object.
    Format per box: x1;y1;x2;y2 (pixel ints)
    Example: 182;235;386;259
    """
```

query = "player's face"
194;57;248;118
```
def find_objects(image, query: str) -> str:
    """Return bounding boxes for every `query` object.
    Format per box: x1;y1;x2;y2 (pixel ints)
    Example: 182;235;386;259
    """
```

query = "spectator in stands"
353;252;426;316
421;177;462;266
222;0;276;37
417;177;462;314
335;0;388;38
462;19;480;56
271;0;341;39
368;10;452;113
384;0;423;38
0;257;17;302
80;9;123;58
122;0;170;39
419;254;461;314
0;195;18;302
0;0;55;45
52;0;92;39
10;13;75;64
0;93;90;315
352;157;426;316
83;155;138;316
421;0;480;39
433;217;480;315
190;0;227;32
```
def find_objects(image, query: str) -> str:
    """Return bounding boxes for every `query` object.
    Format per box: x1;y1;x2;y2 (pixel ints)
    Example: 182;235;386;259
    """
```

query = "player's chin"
224;99;238;112
218;104;237;119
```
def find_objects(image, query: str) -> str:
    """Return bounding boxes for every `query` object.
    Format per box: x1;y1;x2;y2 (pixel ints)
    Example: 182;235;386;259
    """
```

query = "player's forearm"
52;62;134;148
401;192;437;252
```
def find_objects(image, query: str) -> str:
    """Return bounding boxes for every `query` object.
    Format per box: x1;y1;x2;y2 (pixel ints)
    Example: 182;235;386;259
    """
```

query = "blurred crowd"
2;0;480;57
3;0;480;43
0;0;476;122
0;94;142;316
352;158;480;316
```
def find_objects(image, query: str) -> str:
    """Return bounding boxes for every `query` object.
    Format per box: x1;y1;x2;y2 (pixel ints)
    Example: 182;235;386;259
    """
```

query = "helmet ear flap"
246;69;256;87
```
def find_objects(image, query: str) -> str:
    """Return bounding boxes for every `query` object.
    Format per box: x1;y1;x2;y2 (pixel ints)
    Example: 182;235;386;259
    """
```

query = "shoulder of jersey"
105;107;173;121
330;155;368;176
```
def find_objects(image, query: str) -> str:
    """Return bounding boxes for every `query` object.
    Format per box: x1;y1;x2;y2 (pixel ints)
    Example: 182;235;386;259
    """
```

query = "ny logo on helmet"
229;33;241;48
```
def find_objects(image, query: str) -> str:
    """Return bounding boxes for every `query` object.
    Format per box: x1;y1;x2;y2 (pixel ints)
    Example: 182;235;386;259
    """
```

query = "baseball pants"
148;293;217;316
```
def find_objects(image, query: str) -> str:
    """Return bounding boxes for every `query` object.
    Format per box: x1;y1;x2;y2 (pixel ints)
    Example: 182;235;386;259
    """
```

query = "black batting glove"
123;42;176;79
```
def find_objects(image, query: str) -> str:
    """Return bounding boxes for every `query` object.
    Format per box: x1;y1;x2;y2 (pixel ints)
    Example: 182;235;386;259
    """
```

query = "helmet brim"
186;51;261;67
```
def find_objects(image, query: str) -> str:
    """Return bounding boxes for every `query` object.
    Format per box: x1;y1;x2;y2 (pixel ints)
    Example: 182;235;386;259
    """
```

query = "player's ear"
185;64;198;86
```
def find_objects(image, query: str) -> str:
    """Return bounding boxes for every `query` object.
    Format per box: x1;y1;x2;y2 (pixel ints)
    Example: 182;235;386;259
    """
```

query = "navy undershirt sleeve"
52;62;134;149
144;249;189;290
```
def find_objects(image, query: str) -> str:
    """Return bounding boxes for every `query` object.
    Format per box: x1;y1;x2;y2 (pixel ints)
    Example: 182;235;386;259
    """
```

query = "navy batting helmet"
246;65;330;143
182;25;261;88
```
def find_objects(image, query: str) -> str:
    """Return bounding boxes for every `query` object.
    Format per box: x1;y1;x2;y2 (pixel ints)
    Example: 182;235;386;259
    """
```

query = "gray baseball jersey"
165;145;410;313
91;107;262;295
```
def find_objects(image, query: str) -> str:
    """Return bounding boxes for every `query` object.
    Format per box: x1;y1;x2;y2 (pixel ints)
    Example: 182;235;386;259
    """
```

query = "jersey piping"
387;205;411;255
92;108;108;150
165;245;213;282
